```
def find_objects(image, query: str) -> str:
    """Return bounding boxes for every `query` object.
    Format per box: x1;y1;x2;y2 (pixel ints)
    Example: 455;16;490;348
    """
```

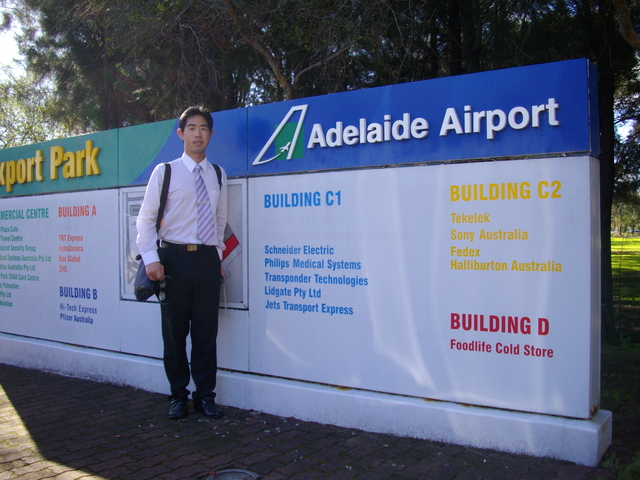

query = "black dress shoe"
194;396;224;418
168;398;188;419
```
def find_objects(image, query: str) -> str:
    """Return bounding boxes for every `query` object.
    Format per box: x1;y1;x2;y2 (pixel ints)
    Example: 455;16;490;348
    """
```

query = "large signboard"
248;155;599;418
0;59;601;423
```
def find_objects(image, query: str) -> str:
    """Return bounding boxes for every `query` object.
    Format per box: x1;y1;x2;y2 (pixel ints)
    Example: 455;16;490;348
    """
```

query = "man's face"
177;114;212;161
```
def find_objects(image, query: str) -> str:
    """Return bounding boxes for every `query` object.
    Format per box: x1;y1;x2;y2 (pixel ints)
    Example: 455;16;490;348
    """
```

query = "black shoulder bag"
134;163;171;301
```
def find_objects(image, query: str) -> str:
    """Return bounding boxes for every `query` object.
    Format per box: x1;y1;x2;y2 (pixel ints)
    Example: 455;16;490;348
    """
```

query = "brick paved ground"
0;364;614;480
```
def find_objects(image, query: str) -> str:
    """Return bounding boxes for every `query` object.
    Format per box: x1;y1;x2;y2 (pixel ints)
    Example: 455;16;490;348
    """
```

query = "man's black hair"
178;106;213;131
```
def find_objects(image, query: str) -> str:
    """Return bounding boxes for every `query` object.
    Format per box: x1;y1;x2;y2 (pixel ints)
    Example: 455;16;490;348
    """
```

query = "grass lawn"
611;236;640;346
601;236;640;475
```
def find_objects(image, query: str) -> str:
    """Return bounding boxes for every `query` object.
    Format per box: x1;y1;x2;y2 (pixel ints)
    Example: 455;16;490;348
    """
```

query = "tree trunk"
448;0;463;75
597;50;618;345
461;0;482;73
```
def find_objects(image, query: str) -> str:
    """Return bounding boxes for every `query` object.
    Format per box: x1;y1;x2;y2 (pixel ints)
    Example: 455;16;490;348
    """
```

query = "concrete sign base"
0;333;611;467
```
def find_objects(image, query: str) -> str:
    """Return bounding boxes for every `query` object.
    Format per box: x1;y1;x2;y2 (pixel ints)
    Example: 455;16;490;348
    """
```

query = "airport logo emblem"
252;105;308;166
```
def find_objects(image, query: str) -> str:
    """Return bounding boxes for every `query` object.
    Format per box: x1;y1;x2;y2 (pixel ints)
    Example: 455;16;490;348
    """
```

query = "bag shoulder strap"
155;163;171;232
212;163;222;188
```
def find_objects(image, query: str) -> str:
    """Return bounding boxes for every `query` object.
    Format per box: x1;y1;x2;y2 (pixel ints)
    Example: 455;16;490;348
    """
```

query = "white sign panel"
0;190;121;349
248;156;598;418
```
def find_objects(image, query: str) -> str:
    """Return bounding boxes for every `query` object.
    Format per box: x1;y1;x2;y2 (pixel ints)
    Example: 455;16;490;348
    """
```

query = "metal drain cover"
204;469;260;480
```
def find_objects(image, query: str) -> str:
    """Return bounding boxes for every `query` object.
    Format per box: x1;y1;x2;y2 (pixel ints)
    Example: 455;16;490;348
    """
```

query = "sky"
0;24;23;79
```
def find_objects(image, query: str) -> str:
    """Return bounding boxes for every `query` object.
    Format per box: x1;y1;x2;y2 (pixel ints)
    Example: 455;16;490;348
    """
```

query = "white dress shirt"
136;153;228;265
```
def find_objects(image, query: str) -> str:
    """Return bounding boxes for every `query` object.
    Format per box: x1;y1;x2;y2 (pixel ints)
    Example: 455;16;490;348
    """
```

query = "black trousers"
159;245;221;402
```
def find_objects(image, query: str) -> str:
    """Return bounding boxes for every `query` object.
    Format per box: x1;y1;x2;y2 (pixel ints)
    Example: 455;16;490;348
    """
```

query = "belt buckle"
187;244;197;252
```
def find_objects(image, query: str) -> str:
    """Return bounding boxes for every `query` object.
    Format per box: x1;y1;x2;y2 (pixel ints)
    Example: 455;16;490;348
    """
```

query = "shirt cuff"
141;249;160;266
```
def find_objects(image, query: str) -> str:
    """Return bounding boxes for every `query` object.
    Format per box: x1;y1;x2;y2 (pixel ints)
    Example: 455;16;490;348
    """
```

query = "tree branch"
293;44;350;86
220;0;294;100
613;0;640;52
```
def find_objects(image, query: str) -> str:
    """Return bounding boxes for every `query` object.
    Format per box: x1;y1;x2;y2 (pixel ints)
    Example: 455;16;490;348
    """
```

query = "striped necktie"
193;164;214;244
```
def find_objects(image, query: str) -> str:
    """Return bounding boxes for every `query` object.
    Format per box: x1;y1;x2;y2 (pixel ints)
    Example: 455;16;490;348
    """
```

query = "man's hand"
145;261;165;281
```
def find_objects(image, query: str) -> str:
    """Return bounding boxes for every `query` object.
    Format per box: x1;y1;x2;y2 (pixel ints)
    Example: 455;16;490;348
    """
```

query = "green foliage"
2;0;635;128
602;450;621;470
612;198;640;235
602;387;636;408
5;0;259;129
619;334;640;352
618;450;640;480
0;68;85;147
605;449;640;480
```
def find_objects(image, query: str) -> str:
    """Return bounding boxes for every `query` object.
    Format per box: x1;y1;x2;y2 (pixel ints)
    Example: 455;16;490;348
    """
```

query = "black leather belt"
159;240;214;252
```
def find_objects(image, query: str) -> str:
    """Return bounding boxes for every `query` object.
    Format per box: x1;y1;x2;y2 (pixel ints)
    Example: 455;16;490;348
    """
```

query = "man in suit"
137;106;227;419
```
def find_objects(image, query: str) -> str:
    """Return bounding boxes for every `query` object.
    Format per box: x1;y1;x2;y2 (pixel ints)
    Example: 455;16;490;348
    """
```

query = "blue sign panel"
132;107;248;185
247;59;597;176
0;58;599;195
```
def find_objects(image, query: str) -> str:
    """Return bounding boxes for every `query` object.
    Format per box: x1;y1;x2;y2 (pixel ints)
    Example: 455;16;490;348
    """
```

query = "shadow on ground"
0;363;617;480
